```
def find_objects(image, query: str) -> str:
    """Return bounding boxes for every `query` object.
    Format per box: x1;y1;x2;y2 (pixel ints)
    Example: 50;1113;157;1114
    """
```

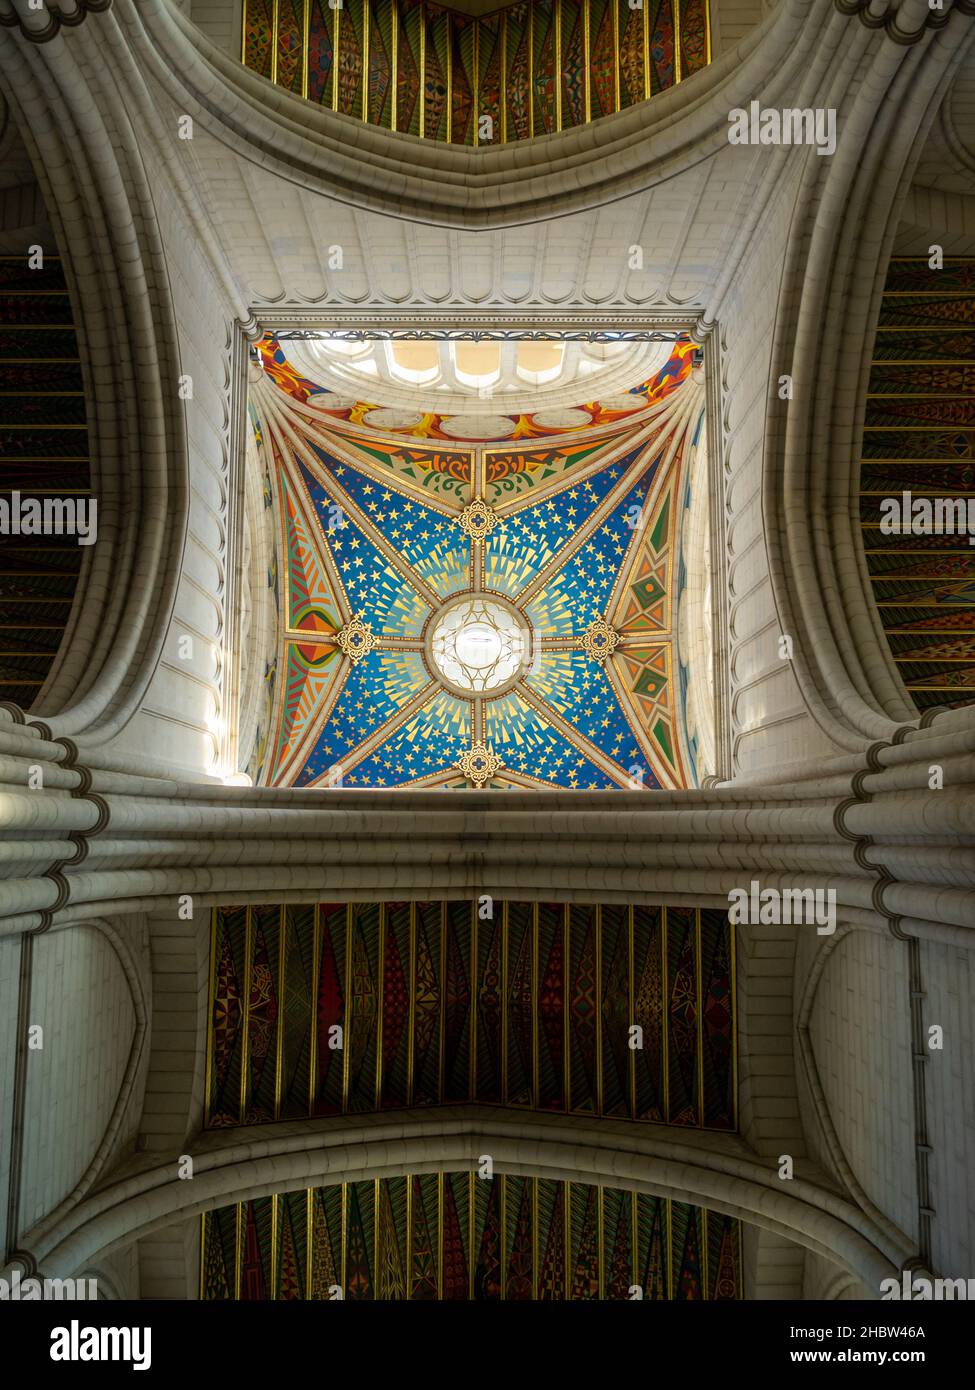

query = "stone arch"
15;1108;903;1293
123;0;811;228
5;916;149;1263
0;17;192;744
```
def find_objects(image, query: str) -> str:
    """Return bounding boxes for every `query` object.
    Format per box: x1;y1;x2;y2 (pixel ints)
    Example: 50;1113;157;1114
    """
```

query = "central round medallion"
426;594;532;697
454;621;503;670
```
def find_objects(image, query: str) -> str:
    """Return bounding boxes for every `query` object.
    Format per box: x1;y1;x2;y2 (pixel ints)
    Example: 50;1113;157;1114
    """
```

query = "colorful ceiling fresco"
281;337;665;415
202;1179;741;1299
245;334;710;790
205;903;736;1130
257;333;697;442
862;258;975;711
242;0;711;147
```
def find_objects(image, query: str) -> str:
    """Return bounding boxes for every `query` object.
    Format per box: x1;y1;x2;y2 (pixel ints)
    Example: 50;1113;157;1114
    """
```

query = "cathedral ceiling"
861;256;975;710
116;0;792;297
206;902;736;1128
244;335;712;789
202;1178;742;1299
0;256;89;712
178;153;754;312
241;0;710;145
278;336;669;415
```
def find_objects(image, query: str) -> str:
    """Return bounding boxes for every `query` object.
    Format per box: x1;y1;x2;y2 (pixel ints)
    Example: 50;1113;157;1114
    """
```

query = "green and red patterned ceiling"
202;1180;741;1300
245;332;713;790
202;897;739;1299
241;0;711;146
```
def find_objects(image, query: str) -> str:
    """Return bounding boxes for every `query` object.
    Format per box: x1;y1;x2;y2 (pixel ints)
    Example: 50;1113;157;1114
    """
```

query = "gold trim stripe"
332;0;340;107
662;906;670;1122
528;1;534;136
275;905;286;1120
628;904;636;1118
375;902;385;1108
302;0;310;99
239;907;254;1123
271;0;280;84
203;909;218;1125
362;0;371;122
555;0;562;131
695;907;704;1126
419;2;425;137
392;1;399;131
674;0;682;85
446;8;453;142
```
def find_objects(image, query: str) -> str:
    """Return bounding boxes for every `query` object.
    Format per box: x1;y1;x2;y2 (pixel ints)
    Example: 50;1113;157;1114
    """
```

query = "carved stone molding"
0;0;111;44
257;310;701;336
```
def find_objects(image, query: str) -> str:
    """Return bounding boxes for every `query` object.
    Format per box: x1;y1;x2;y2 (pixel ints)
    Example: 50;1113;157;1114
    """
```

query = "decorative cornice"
0;0;111;43
257;310;700;336
833;0;957;40
0;708;112;931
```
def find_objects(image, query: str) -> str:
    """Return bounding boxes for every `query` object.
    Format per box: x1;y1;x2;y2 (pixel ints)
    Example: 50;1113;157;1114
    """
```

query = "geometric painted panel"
861;257;975;711
205;903;736;1132
247;338;707;789
242;0;710;144
201;1180;741;1298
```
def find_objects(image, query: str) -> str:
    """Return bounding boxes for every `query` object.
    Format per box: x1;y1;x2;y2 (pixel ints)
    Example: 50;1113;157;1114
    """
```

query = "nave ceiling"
0;0;973;1314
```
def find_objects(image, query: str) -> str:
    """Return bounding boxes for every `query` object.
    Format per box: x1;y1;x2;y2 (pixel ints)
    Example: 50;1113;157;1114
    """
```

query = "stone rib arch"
5;917;149;1266
759;6;975;751
794;922;918;1261
10;1109;905;1293
0;23;191;744
121;0;809;229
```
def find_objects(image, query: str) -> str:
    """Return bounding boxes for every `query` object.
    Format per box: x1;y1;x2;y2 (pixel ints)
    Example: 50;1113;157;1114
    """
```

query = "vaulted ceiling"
203;894;739;1298
206;901;736;1127
202;1179;742;1299
243;334;714;788
0;255;89;711
860;256;975;708
241;0;711;145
